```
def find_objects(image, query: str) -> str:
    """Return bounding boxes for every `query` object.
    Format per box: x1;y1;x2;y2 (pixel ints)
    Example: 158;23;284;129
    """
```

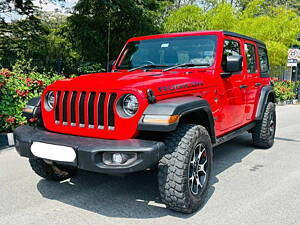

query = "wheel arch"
255;85;275;121
138;96;216;144
179;108;216;144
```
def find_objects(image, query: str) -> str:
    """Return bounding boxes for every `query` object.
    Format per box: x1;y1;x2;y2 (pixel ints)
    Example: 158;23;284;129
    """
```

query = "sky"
35;0;78;12
1;0;79;22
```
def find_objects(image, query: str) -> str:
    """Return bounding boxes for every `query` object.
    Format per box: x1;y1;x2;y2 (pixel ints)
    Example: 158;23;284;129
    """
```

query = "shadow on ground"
37;133;261;219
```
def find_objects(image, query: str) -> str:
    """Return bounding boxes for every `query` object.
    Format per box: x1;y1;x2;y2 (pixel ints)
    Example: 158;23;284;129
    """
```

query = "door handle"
255;82;261;87
240;85;248;89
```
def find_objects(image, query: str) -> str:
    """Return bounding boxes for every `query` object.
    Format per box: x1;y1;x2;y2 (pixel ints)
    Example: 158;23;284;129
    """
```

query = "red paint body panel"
41;31;271;140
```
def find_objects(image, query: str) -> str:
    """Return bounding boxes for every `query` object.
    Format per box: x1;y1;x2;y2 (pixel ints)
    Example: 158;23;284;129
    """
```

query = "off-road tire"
158;124;213;214
29;158;77;181
252;102;276;148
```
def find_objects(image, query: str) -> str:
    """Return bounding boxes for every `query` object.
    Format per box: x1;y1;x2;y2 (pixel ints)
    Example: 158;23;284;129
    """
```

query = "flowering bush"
0;59;64;132
273;80;299;102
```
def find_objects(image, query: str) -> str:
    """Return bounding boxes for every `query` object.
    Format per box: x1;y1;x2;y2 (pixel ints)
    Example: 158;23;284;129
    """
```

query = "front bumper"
13;126;165;174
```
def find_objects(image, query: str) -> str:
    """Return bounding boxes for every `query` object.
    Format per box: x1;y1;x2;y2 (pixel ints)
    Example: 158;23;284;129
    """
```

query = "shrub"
0;59;64;132
273;80;299;102
77;62;105;74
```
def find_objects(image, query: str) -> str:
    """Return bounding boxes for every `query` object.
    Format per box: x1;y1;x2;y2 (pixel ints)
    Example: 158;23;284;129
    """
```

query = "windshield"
117;35;217;70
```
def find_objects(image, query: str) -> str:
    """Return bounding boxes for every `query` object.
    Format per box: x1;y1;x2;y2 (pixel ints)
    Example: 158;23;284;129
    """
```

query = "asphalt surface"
0;105;299;225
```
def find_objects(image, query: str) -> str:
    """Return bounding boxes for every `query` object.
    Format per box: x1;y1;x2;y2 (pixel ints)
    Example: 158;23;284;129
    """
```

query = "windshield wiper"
128;64;168;72
163;63;210;72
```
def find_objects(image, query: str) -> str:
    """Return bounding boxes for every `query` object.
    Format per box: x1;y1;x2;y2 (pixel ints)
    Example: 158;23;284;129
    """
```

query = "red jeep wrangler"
14;31;276;213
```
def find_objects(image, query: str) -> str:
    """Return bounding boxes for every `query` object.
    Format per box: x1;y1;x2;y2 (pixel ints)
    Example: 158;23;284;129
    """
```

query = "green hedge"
0;59;64;132
273;79;299;102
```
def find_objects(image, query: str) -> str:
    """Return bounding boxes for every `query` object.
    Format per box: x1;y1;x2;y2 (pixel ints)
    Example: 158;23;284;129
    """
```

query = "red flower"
16;90;29;97
5;116;16;124
0;69;11;78
29;117;38;123
33;80;44;87
279;87;287;92
0;82;5;88
26;78;32;87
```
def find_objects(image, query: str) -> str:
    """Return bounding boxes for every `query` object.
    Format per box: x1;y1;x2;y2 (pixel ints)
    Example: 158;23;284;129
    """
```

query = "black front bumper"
13;126;165;174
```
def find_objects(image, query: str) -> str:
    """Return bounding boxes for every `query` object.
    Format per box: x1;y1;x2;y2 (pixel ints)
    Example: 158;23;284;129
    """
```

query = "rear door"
243;42;260;121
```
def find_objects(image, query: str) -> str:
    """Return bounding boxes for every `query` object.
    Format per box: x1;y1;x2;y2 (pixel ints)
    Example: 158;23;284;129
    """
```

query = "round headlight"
122;94;139;116
46;91;55;110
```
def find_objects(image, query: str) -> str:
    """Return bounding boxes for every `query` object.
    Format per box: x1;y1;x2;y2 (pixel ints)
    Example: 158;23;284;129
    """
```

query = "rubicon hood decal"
158;82;204;92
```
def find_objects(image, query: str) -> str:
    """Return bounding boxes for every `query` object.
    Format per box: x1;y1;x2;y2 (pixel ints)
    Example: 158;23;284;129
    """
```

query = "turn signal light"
143;115;180;125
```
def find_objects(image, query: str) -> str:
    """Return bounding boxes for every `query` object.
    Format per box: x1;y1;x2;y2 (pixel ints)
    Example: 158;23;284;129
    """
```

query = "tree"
206;3;237;30
0;16;48;68
183;0;300;12
162;1;300;67
163;5;206;32
67;0;173;66
0;0;67;71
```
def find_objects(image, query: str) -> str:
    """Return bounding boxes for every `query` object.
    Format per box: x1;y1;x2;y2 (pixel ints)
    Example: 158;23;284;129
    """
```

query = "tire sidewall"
266;103;276;146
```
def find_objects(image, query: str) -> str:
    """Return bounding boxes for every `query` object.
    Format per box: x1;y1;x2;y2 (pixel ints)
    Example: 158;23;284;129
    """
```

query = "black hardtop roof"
222;31;266;47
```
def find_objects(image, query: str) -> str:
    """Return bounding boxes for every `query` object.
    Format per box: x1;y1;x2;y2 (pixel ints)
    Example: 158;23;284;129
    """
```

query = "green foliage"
206;3;238;30
163;5;206;32
0;16;48;69
163;1;300;67
1;0;299;79
67;0;173;64
77;62;105;74
0;58;64;132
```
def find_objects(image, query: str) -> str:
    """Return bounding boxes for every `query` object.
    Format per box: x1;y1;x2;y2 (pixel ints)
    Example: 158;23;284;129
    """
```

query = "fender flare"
255;85;275;120
22;97;41;119
138;96;216;143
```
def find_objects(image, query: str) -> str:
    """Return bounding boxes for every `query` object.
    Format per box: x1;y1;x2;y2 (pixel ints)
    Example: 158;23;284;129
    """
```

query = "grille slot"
62;91;69;125
70;91;77;126
97;92;106;129
108;93;117;130
54;91;116;130
88;92;96;128
55;91;61;124
79;92;86;127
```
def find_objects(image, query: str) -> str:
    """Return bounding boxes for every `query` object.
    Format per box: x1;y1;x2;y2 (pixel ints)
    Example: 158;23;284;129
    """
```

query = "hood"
50;70;209;97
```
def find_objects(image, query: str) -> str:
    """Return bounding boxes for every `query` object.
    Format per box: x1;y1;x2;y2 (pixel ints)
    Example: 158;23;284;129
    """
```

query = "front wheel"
158;124;213;214
29;158;77;181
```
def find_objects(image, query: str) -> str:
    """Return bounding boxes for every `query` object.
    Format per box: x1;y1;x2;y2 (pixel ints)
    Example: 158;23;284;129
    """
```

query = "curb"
0;133;14;149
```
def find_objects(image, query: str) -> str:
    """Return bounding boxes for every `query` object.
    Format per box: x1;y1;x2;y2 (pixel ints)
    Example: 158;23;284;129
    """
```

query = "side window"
258;47;269;75
244;43;257;73
222;40;241;70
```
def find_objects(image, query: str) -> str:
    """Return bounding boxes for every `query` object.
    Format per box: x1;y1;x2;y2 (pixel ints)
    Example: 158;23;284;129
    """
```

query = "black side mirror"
222;55;243;78
107;60;116;72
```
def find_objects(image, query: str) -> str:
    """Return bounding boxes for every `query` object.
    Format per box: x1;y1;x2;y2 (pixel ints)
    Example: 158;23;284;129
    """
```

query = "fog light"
103;152;137;166
112;153;127;164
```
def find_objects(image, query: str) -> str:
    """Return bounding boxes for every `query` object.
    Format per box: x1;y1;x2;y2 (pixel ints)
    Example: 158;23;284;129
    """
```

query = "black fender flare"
255;85;275;120
138;96;216;143
22;97;41;119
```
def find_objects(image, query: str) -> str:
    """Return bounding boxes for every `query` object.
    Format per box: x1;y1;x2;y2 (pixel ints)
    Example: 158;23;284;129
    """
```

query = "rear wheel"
158;124;213;213
29;158;77;181
252;102;276;148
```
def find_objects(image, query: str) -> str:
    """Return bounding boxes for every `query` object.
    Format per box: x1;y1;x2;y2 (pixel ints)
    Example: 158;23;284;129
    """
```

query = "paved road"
0;105;299;225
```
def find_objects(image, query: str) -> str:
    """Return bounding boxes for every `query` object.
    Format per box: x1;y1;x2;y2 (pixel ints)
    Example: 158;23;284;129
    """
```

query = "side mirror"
222;55;243;78
107;60;116;72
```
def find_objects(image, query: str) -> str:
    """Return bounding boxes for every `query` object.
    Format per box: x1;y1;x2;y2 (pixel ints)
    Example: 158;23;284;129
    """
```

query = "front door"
217;37;247;132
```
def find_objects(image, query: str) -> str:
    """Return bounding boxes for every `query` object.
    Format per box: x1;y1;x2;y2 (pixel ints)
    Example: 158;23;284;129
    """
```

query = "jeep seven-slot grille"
54;91;117;130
